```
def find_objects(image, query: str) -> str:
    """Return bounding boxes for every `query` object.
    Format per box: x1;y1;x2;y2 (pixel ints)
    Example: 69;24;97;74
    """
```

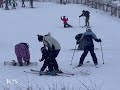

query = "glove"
76;40;79;44
98;39;102;42
39;59;43;62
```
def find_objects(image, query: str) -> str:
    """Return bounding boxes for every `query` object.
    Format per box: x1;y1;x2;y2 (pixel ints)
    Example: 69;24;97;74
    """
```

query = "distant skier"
29;0;33;8
39;47;55;75
77;27;101;66
11;0;16;9
61;16;72;28
5;0;9;10
60;0;62;4
21;0;25;7
37;33;61;73
79;10;90;27
15;42;30;66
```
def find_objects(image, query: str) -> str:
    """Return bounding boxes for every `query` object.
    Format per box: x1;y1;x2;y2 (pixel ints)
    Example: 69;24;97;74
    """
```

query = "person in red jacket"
61;16;72;28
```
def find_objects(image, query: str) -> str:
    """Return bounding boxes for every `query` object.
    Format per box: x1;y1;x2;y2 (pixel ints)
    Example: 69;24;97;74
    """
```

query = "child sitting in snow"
61;16;72;28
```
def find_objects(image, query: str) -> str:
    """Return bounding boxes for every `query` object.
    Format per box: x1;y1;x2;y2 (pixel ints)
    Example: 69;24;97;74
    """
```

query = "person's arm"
61;17;63;20
79;13;83;17
66;18;68;21
92;33;101;42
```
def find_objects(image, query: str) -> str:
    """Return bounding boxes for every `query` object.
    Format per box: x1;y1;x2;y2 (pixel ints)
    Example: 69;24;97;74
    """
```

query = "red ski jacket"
61;17;68;24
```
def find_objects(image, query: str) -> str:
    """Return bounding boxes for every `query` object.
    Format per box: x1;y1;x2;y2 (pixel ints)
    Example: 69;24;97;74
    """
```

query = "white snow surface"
0;2;120;90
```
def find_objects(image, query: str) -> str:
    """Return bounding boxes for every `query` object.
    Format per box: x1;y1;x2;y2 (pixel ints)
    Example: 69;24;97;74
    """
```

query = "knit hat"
37;35;43;41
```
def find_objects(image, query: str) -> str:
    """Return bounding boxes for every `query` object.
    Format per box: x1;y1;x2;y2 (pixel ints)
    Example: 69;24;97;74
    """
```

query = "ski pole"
79;17;80;26
70;44;77;65
100;42;104;64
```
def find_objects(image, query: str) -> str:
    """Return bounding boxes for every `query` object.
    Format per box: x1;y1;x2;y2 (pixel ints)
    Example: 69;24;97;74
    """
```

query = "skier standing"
37;33;61;73
15;42;30;66
5;0;9;10
21;0;25;7
79;10;90;26
61;16;72;28
29;0;33;8
78;27;101;66
11;0;16;9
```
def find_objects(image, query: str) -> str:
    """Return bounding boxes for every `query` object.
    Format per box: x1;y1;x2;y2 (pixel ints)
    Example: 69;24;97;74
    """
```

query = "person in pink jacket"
61;16;72;28
15;42;30;66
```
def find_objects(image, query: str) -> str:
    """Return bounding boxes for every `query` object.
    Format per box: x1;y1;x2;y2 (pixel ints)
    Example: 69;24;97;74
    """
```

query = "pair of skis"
73;61;99;69
80;25;93;28
24;69;74;77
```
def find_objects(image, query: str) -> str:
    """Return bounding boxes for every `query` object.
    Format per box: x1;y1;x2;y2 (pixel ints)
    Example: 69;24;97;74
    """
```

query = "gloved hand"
39;59;43;62
98;39;102;42
76;40;79;44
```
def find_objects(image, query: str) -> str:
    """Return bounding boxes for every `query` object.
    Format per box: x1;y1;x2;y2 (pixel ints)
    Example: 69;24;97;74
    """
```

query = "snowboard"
4;60;38;66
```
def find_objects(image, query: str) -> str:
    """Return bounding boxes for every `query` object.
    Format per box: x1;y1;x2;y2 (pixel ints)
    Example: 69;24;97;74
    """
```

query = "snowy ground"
0;2;120;90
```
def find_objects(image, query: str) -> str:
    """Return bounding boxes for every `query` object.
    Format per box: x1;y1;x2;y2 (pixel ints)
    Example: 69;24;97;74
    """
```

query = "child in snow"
39;47;55;75
61;16;72;28
15;42;30;66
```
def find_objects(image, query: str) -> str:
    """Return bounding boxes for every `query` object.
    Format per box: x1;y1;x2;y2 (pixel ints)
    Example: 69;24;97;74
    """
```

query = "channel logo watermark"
6;79;18;84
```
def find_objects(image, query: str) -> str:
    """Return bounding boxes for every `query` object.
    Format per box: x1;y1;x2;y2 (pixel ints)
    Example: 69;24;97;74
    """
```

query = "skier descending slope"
77;27;101;67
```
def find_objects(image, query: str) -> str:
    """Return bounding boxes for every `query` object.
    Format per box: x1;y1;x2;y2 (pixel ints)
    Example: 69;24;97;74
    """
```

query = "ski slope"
0;2;120;90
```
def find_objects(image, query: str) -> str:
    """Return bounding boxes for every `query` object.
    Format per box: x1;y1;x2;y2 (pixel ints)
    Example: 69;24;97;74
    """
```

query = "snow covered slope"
0;2;120;90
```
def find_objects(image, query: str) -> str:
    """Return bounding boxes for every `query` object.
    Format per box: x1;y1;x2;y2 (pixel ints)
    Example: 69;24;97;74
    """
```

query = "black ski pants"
50;49;60;71
40;59;53;72
79;46;98;65
85;17;89;26
64;23;72;28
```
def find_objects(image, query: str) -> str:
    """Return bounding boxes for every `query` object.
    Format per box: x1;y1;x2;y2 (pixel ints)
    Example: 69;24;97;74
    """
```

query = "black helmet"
82;10;85;12
37;35;43;42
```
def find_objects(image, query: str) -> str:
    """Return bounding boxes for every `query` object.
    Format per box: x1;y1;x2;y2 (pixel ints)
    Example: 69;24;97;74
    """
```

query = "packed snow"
0;2;120;90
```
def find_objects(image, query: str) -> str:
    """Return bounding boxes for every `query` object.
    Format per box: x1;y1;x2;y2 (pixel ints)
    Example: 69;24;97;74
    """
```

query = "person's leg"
86;17;89;26
48;60;54;72
15;46;23;66
89;47;98;65
50;50;60;71
23;48;30;65
5;0;9;10
67;23;72;27
17;57;23;66
64;23;67;28
79;47;89;65
40;60;48;71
